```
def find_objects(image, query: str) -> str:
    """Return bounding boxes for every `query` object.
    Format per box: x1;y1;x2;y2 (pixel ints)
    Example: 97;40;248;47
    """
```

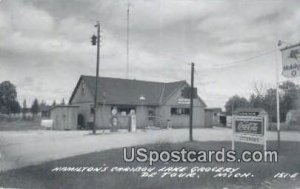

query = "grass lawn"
0;141;300;189
0;120;42;131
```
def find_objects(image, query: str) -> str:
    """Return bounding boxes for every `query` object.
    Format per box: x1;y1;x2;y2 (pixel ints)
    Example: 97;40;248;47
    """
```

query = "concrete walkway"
0;128;300;172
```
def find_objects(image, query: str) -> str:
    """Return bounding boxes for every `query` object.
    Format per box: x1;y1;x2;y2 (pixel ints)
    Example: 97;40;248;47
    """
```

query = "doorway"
147;108;155;126
77;114;85;129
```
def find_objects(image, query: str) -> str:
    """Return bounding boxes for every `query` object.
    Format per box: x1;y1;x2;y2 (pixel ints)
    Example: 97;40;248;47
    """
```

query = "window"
148;110;155;116
171;108;177;115
148;110;155;120
118;107;131;115
111;106;136;116
171;107;190;115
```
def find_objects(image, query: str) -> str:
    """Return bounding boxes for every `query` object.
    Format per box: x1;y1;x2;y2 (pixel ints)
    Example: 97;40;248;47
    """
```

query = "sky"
1;0;300;108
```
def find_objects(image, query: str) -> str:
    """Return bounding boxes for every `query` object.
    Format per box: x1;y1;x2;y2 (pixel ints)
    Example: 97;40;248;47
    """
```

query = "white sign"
281;44;300;78
233;135;264;145
177;98;190;104
232;115;267;150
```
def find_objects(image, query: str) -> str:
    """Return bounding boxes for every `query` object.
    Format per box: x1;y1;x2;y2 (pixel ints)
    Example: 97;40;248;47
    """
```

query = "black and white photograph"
0;0;300;188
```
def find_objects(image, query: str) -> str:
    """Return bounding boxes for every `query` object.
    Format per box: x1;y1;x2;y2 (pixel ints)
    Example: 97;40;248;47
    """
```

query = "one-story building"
50;105;79;130
204;108;222;127
51;75;207;130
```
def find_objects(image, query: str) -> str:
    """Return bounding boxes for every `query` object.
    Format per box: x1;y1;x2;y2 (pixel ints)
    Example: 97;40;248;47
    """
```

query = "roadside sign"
234;116;264;136
232;115;267;151
233;134;265;145
238;111;259;116
281;43;300;78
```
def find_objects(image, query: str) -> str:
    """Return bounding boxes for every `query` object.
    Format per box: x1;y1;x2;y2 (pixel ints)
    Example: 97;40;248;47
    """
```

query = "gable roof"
69;75;206;106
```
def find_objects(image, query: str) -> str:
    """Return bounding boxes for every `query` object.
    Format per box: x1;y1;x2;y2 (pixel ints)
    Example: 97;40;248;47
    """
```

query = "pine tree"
22;99;27;113
52;100;56;107
31;98;40;115
61;98;65;105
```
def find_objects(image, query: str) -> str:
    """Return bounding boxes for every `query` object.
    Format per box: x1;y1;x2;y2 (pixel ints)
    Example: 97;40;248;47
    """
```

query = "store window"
111;106;136;115
170;107;190;115
148;110;155;120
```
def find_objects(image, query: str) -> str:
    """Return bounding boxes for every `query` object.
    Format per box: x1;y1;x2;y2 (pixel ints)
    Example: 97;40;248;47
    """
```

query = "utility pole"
91;21;101;134
189;62;194;142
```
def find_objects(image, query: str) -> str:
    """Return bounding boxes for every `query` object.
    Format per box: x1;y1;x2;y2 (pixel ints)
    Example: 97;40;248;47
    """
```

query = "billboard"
234;116;264;136
232;115;266;147
281;44;300;78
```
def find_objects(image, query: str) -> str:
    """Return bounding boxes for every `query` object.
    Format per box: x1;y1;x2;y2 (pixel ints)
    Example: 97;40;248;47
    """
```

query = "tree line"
225;81;299;122
0;80;65;116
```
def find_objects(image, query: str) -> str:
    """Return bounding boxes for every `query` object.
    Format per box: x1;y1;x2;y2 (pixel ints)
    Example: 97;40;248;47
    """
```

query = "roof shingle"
71;75;186;106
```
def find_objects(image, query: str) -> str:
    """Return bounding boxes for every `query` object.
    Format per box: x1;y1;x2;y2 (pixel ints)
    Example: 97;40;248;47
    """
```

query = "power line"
198;48;279;72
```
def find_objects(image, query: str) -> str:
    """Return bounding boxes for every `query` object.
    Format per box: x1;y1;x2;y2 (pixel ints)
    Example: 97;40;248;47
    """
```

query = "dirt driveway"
0;128;299;172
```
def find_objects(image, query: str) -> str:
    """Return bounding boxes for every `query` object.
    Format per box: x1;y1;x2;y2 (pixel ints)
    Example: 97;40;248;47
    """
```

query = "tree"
52;100;56;107
61;98;65;105
249;94;264;108
39;100;46;110
278;81;300;122
279;81;299;109
252;80;267;97
280;94;293;122
247;81;300;122
0;81;19;114
225;95;250;115
10;101;21;113
225;81;300;123
262;88;277;122
22;99;27;113
22;99;27;119
279;81;299;91
31;98;40;115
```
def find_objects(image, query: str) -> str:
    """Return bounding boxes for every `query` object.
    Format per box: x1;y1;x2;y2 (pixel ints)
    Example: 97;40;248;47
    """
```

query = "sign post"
189;63;195;142
232;109;268;151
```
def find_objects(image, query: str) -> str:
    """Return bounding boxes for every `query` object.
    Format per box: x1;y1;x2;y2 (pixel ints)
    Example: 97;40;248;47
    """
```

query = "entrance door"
62;114;67;130
147;108;155;126
77;114;85;129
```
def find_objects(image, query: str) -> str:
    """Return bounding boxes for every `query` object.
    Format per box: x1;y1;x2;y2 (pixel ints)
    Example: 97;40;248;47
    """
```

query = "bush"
268;122;300;131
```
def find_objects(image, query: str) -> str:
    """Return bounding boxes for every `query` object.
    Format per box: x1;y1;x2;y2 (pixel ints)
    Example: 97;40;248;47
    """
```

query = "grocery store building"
51;75;207;130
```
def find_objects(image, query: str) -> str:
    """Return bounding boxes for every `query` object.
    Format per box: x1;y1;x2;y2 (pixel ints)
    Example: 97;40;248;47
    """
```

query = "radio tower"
126;0;130;79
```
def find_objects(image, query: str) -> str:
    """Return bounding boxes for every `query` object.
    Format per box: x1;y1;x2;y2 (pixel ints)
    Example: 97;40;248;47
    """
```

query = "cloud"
0;1;54;34
0;0;300;108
